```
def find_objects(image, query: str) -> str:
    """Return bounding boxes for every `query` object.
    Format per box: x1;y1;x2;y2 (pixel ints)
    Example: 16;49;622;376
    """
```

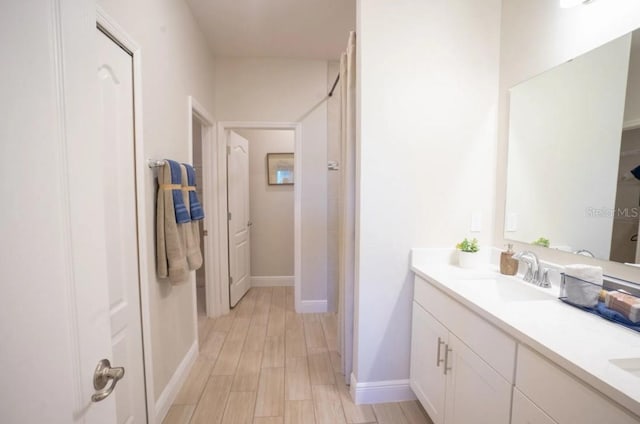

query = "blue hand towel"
183;163;204;221
595;302;640;331
166;159;191;224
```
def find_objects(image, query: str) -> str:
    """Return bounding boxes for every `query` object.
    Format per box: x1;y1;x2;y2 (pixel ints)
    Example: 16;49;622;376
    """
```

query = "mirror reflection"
505;29;640;264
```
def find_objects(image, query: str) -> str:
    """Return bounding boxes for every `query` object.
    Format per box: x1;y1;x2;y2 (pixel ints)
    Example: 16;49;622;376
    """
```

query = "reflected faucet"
574;249;595;258
513;250;552;288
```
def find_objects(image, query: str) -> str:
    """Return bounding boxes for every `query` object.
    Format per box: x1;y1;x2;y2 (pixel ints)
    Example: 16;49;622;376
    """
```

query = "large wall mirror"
505;28;640;265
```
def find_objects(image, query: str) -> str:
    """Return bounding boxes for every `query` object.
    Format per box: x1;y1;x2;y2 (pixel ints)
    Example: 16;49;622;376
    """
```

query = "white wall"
355;0;501;384
506;35;630;259
496;0;640;281
97;0;217;404
236;129;295;277
215;57;329;302
624;32;640;127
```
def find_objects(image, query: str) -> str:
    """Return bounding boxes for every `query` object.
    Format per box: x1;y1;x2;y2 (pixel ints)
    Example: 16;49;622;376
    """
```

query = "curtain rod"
328;73;340;97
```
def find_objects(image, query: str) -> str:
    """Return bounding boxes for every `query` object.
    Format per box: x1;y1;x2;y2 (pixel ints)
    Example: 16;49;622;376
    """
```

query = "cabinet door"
410;301;448;424
444;334;512;424
512;388;558;424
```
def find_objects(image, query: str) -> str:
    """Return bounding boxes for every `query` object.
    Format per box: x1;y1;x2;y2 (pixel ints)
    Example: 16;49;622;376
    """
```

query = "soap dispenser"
500;244;518;276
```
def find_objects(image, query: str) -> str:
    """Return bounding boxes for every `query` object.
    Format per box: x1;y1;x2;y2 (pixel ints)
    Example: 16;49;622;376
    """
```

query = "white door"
97;28;147;423
227;131;251;307
444;334;512;424
410;302;448;424
1;1;118;422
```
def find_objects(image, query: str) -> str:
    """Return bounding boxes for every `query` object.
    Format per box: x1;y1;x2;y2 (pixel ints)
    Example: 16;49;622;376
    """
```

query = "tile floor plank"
254;417;284;424
201;330;227;360
232;350;263;392
285;328;307;359
173;358;215;405
312;385;347;424
221;391;257;424
255;367;285;417
262;336;285;368
190;375;233;424
285;400;316;424
284;356;312;401
244;323;267;352
307;349;335;385
212;339;245;375
373;403;410;424
335;373;376;424
399;400;434;424
162;404;195;424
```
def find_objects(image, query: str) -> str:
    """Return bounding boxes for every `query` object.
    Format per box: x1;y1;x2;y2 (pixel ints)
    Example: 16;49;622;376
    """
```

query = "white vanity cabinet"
410;276;514;424
511;389;558;424
514;346;639;424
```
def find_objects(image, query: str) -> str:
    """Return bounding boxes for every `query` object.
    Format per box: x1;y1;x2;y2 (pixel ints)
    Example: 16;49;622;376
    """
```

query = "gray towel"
180;164;203;270
156;162;189;284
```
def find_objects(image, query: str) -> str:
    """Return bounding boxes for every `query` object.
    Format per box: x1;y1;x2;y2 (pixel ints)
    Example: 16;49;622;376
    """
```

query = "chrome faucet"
512;250;551;288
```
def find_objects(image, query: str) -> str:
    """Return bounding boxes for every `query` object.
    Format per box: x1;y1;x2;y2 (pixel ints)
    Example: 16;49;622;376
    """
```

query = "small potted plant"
532;237;550;248
456;237;480;269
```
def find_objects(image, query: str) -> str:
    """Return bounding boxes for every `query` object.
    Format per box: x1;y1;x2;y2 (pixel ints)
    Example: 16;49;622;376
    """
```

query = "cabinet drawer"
414;276;516;382
516;345;639;424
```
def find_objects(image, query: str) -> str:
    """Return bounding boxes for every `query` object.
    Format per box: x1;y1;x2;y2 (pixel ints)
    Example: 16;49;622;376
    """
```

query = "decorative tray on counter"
559;273;640;333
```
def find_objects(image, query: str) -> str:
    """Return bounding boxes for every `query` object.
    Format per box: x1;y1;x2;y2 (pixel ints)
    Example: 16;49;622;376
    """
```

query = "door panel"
228;131;251;306
410;302;448;424
444;334;511;424
97;28;146;423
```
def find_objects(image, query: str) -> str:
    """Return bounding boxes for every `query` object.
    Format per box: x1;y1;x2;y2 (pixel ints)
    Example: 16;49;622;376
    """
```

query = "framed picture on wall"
267;153;294;185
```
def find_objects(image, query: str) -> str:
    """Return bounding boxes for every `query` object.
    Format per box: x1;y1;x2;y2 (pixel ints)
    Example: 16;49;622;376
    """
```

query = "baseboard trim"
251;276;294;287
298;299;328;313
155;340;198;423
350;373;416;405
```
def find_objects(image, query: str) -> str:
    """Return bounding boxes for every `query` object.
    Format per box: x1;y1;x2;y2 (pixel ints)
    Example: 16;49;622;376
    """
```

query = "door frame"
187;97;216;323
96;8;154;423
212;122;303;316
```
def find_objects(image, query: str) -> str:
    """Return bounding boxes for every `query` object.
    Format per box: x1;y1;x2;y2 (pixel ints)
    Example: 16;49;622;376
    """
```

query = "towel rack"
147;159;165;168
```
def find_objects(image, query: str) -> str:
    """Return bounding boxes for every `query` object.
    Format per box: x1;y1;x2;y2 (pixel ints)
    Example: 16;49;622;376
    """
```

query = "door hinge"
229;276;233;285
226;146;231;155
228;212;232;221
203;229;208;237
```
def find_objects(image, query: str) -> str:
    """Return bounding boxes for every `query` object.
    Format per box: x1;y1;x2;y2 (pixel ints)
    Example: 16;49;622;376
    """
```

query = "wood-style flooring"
163;286;434;424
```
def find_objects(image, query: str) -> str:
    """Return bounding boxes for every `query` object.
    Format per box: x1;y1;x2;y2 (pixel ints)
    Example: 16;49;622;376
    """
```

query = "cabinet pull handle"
436;337;445;367
444;344;453;375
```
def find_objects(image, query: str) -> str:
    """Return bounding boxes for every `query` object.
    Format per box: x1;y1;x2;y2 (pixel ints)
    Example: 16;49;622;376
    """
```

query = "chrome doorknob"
91;359;125;402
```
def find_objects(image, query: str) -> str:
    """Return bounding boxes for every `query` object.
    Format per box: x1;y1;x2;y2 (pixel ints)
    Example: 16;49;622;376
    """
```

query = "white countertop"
411;248;640;418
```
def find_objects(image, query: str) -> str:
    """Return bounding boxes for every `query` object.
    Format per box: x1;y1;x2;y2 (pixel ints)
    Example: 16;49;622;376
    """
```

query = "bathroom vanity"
410;249;640;424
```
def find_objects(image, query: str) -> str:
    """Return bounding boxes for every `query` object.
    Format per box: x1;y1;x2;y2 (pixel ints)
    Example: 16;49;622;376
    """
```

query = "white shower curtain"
337;31;356;385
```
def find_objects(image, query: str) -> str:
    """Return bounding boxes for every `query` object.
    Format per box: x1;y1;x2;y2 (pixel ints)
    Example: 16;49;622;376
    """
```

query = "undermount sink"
454;273;557;302
610;358;640;378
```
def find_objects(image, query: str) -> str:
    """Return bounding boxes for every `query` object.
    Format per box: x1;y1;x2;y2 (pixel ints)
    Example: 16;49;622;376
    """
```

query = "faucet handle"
523;262;535;282
538;268;552;288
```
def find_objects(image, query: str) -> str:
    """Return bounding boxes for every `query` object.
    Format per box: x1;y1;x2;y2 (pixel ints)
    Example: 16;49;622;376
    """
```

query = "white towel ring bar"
147;159;165;168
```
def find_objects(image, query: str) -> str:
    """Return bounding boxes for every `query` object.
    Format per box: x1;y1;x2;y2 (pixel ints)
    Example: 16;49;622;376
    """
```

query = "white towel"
563;264;603;307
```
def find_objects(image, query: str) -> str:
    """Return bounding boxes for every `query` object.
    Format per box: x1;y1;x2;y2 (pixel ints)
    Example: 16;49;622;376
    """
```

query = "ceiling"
186;0;356;60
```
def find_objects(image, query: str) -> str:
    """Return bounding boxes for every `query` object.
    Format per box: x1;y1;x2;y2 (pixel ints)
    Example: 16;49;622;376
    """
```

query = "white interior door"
227;130;251;307
2;1;122;422
97;28;146;423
